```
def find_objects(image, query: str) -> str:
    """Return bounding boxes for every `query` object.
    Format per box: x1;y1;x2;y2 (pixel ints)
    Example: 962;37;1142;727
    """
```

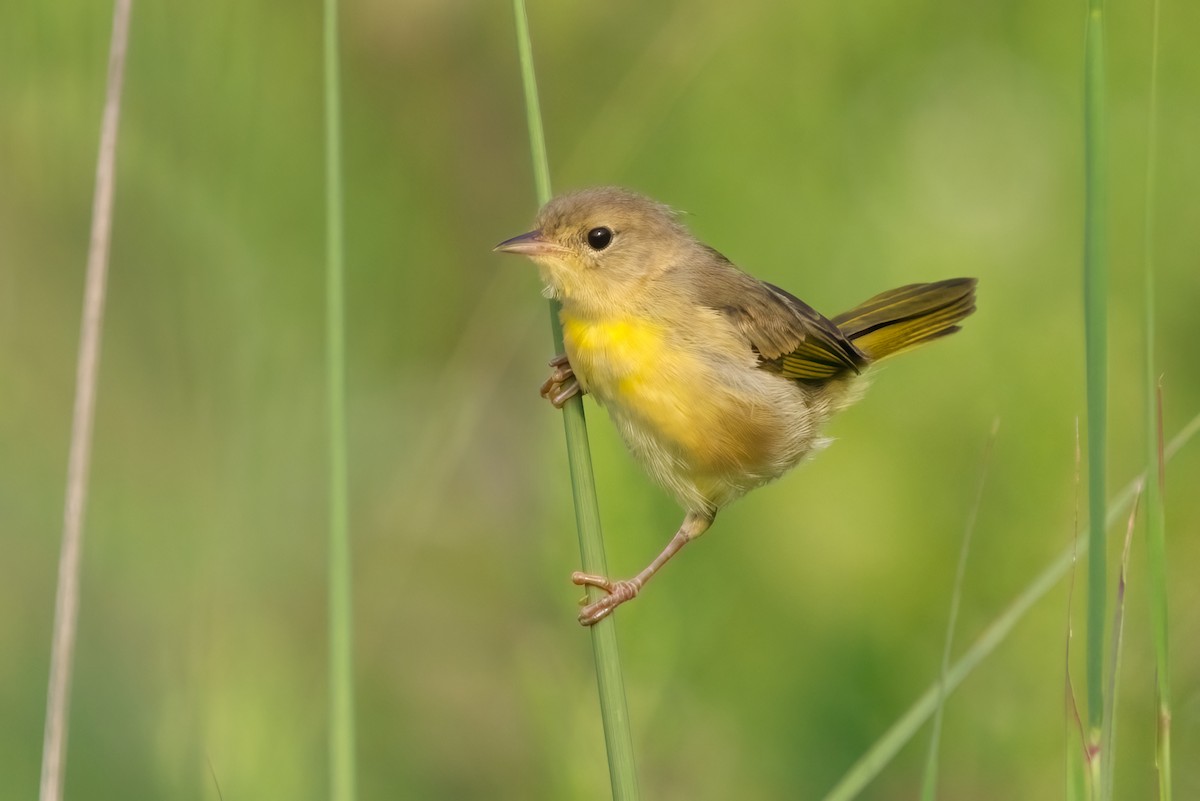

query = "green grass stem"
1101;491;1142;801
1141;0;1172;796
1068;738;1088;801
1150;386;1171;799
510;3;640;798
323;0;357;797
1082;0;1109;765
822;410;1200;801
1065;420;1090;798
39;3;132;799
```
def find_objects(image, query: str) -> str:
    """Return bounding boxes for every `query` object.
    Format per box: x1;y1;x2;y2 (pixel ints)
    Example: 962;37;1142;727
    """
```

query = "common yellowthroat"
496;187;976;626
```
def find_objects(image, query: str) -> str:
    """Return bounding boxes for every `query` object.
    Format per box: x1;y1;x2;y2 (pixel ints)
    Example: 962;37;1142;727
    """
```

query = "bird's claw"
572;571;640;626
540;354;583;408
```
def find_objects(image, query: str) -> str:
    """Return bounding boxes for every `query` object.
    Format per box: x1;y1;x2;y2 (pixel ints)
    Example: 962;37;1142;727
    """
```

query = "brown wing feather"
694;248;866;380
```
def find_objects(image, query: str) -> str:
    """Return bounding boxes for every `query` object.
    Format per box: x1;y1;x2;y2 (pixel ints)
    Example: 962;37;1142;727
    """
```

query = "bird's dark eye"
586;227;613;251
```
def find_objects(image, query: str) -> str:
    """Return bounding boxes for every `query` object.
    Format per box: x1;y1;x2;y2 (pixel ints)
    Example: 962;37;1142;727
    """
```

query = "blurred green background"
3;1;1199;798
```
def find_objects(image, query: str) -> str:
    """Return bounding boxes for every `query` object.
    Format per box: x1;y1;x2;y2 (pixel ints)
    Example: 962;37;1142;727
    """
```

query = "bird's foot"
540;354;583;408
572;571;641;626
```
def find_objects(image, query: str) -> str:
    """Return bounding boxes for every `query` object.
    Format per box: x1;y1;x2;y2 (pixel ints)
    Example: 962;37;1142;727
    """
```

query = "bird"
495;186;976;626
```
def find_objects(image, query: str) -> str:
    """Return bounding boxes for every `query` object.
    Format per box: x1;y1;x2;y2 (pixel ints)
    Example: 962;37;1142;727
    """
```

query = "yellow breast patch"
562;316;661;366
561;312;724;460
561;314;665;395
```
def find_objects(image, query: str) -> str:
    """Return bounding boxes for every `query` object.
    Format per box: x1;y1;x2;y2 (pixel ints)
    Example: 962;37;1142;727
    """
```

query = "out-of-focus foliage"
3;1;1198;799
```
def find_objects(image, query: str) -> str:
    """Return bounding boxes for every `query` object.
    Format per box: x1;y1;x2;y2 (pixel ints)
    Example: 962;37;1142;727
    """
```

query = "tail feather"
833;278;977;362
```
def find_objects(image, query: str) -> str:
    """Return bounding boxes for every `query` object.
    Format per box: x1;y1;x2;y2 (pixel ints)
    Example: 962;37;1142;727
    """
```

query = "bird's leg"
572;510;714;626
540;353;584;408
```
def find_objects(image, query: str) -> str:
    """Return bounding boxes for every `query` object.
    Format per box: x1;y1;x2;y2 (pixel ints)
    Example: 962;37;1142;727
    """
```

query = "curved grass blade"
919;419;999;801
821;410;1200;801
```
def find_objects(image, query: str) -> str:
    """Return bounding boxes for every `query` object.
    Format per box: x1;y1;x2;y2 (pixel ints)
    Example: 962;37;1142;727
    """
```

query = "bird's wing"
697;249;867;380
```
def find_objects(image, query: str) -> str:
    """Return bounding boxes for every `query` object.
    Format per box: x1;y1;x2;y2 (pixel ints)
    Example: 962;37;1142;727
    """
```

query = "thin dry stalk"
40;1;134;800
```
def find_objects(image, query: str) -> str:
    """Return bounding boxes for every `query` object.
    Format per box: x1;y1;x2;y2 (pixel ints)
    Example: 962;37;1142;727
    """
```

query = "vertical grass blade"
1064;419;1092;799
1066;602;1090;801
323;0;357;797
1082;0;1109;773
1149;385;1171;800
919;420;999;801
39;2;133;799
1067;745;1088;801
1141;0;1172;795
510;3;640;798
510;2;551;204
1101;490;1142;801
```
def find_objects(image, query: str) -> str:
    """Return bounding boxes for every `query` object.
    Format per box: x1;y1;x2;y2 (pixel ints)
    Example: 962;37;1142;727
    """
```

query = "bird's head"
495;187;694;314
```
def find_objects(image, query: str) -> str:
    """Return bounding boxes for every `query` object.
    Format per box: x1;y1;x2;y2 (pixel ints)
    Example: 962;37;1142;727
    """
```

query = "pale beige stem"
40;2;133;800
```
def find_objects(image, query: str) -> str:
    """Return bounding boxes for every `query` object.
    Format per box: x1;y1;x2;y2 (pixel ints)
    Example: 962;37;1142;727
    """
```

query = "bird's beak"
493;230;568;257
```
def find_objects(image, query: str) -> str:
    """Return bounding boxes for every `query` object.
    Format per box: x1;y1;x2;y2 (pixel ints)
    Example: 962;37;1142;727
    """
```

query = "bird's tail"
833;278;977;362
